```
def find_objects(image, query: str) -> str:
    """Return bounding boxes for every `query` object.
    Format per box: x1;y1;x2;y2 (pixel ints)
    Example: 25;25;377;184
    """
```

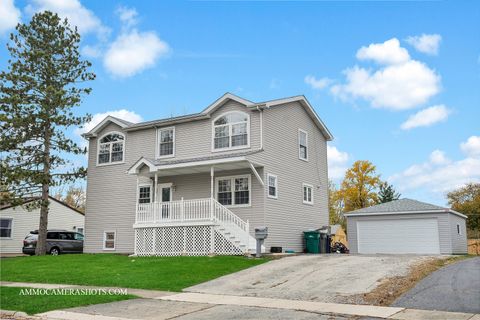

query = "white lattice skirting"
134;225;244;256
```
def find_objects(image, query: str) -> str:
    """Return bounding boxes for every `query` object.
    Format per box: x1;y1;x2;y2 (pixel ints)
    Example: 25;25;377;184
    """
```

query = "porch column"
210;166;215;199
154;172;158;202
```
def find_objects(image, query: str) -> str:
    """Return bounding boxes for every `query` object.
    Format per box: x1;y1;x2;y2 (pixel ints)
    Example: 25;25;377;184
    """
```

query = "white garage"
345;199;467;255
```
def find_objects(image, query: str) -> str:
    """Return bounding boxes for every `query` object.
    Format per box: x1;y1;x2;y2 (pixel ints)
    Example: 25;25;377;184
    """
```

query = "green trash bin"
304;230;320;253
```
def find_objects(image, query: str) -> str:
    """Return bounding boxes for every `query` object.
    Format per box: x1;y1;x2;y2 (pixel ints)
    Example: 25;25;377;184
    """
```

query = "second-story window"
298;129;308;161
157;127;175;158
213;112;249;151
138;185;151;203
98;132;125;165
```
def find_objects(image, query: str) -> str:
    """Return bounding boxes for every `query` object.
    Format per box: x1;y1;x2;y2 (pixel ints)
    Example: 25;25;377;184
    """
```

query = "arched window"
98;132;125;165
213;112;249;150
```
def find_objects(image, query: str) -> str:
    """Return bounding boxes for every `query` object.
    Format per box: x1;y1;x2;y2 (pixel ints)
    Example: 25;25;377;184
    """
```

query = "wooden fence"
467;239;480;255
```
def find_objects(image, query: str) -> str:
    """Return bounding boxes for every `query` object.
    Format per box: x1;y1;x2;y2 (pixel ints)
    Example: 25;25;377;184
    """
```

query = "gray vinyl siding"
346;213;453;254
0;201;84;254
248;101;329;252
84;100;264;253
449;213;467;254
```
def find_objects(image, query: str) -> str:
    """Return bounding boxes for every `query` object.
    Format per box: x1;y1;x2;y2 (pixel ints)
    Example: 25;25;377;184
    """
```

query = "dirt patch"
342;256;468;306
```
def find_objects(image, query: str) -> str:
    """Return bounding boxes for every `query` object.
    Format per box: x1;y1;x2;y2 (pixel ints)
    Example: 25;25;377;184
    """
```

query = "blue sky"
1;0;479;205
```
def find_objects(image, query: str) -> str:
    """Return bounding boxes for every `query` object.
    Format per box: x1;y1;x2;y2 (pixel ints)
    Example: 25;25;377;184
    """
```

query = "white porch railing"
135;198;250;253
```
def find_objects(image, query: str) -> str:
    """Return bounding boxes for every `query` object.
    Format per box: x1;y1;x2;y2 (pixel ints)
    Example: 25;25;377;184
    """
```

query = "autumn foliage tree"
447;183;480;238
0;12;94;255
336;160;381;212
328;180;345;229
54;185;86;213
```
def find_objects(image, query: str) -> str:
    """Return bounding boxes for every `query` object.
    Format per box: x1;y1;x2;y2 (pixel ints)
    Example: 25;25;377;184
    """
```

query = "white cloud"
75;109;143;138
400;105;450;130
81;44;101;58
103;30;170;78
26;0;109;39
116;6;138;29
406;34;442;55
429;149;450;165
304;75;332;90
460;136;480;157
356;38;410;65
331;38;441;111
390;137;480;196
327;145;350;180
102;6;170;78
0;0;21;34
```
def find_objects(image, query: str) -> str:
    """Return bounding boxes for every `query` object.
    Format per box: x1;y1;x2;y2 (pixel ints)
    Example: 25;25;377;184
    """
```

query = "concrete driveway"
186;254;434;303
392;257;480;313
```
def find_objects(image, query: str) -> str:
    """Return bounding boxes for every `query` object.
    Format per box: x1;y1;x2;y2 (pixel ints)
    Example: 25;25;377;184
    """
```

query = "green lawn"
0;254;267;291
0;286;136;315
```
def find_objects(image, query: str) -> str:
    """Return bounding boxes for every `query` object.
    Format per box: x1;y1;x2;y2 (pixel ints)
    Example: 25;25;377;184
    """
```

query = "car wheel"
50;247;60;256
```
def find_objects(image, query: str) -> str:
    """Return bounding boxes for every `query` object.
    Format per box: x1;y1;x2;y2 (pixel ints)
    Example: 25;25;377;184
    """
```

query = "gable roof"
82;93;333;141
344;198;467;219
0;196;85;216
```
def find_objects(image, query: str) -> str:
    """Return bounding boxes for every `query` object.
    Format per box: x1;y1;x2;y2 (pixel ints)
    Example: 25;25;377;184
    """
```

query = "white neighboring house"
0;196;85;254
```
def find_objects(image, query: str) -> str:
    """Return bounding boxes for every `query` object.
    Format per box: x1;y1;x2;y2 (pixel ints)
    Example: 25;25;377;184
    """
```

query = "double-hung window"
98;133;125;165
138;185;151;203
0;218;12;238
216;175;250;206
213;112;249;150
103;231;116;250
299;129;308;161
267;174;278;199
303;183;313;205
157;127;175;158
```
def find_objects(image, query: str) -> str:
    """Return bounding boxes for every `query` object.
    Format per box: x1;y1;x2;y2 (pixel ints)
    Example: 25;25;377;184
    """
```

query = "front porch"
128;155;265;256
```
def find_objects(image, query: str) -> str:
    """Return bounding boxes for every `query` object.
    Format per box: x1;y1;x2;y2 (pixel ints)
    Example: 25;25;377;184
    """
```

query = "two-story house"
82;93;333;256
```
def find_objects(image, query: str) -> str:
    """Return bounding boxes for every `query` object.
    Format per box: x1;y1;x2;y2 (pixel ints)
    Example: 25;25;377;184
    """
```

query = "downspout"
256;105;264;150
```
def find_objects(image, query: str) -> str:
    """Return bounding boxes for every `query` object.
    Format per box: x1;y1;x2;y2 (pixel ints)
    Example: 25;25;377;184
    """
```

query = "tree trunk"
35;126;51;256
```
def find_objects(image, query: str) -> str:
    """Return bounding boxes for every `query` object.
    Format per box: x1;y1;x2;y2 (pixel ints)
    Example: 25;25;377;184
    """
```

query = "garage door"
357;218;440;254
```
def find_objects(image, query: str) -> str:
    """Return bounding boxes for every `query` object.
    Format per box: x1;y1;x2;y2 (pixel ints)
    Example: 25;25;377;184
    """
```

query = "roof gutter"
344;209;467;219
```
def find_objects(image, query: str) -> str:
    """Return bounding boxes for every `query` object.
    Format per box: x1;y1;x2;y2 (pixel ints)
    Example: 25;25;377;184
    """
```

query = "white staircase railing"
212;198;250;249
135;198;250;252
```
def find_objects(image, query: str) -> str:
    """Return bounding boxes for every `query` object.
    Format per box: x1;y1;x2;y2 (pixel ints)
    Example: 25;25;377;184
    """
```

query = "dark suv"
22;230;84;255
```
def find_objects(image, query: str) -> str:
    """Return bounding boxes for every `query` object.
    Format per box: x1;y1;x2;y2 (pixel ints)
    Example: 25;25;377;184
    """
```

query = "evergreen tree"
0;11;95;255
377;182;401;203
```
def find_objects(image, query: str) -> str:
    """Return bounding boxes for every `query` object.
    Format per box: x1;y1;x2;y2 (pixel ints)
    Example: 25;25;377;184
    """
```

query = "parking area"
185;254;440;303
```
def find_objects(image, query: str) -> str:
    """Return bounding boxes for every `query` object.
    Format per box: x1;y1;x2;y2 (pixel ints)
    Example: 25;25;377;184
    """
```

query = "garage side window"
103;231;116;250
0;218;12;238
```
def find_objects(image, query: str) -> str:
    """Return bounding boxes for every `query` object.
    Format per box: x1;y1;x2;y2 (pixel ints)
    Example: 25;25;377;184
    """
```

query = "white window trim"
103;230;116;251
96;131;126;166
215;174;252;208
138;183;153;204
0;217;13;239
267;173;278;199
302;183;314;205
211;111;251;152
298;129;308;161
156;127;175;159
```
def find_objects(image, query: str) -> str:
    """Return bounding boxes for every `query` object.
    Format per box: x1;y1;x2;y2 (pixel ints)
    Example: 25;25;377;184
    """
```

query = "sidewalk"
1;281;479;320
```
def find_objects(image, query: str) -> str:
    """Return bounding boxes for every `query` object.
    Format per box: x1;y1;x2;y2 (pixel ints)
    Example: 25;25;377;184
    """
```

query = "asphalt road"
392;257;480;313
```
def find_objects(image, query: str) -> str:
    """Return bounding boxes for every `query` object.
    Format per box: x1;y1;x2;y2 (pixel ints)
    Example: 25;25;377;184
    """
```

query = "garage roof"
344;198;467;219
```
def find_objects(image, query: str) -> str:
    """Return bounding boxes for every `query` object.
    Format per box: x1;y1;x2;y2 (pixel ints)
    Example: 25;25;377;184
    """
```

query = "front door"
157;183;172;218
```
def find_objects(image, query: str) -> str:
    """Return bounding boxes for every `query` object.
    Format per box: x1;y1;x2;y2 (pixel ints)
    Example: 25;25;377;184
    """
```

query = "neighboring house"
345;198;468;255
330;224;348;247
82;93;333;256
0;197;85;254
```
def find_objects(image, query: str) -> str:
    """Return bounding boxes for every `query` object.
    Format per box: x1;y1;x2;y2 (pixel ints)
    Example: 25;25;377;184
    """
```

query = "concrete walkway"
2;281;480;320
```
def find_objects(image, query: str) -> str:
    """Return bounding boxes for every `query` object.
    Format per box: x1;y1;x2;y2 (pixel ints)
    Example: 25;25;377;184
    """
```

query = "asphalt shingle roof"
347;198;447;215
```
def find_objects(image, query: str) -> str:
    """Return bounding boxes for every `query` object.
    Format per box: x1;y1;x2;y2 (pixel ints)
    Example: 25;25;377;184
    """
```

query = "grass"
0;286;136;315
0;254;267;292
358;255;472;306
